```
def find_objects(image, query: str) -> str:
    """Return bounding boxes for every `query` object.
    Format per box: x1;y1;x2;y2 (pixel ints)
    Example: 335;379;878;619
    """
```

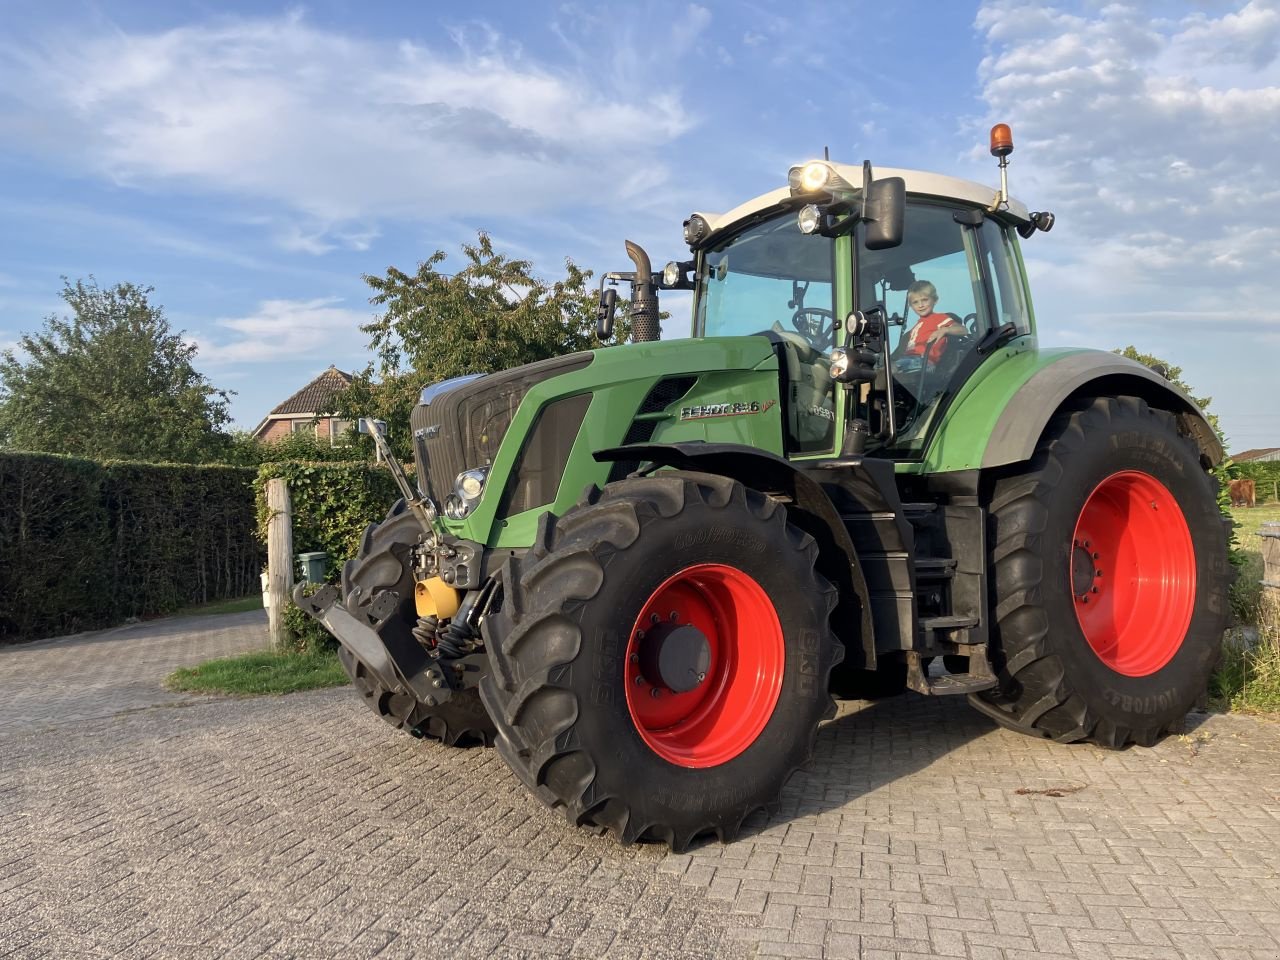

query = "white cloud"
976;3;1280;449
192;296;372;364
976;1;1280;294
0;12;698;251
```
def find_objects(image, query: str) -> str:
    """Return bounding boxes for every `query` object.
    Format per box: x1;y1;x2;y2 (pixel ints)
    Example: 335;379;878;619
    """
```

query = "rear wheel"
480;472;842;851
340;500;495;746
972;396;1229;747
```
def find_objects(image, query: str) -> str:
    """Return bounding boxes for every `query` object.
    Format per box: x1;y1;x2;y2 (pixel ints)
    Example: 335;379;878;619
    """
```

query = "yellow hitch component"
415;577;460;619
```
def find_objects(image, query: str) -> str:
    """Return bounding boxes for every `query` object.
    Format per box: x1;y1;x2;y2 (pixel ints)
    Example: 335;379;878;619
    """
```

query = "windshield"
696;213;836;350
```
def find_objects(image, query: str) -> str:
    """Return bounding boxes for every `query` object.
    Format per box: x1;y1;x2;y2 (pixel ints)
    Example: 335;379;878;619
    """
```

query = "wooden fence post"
266;477;294;651
1262;522;1280;605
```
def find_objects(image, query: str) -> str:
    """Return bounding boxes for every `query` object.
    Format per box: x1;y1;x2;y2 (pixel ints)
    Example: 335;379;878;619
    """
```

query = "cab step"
906;649;998;696
920;614;978;632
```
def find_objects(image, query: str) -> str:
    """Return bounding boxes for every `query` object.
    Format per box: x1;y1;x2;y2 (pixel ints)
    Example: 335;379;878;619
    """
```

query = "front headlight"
456;467;487;501
829;347;851;379
797;204;823;235
444;467;489;518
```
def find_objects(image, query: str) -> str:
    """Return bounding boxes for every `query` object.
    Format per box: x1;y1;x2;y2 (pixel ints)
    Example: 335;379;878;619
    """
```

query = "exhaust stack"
625;240;661;342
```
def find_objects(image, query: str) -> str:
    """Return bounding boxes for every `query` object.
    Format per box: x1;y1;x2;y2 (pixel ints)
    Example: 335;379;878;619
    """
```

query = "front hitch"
293;583;458;706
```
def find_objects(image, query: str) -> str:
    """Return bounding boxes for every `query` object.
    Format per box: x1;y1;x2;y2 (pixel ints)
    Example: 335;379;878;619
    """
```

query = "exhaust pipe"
625;240;661;342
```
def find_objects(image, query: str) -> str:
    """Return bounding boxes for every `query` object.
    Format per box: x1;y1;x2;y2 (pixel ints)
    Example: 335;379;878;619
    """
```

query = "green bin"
296;551;328;585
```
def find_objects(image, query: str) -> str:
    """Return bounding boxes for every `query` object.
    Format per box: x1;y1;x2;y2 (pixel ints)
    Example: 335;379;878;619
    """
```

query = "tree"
332;233;633;453
0;279;232;463
1113;345;1223;439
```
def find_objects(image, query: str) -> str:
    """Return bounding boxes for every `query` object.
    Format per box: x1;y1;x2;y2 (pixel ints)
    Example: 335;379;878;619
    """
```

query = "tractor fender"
982;351;1224;470
593;441;878;670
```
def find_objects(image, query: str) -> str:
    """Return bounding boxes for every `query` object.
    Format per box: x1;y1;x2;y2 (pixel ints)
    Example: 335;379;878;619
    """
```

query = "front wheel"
480;472;843;851
972;396;1229;747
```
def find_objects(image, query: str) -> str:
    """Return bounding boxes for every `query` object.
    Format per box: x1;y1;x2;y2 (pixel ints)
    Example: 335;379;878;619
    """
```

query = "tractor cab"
683;151;1045;463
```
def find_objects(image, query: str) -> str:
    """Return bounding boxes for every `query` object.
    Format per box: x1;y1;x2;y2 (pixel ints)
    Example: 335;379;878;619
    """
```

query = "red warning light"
990;123;1014;158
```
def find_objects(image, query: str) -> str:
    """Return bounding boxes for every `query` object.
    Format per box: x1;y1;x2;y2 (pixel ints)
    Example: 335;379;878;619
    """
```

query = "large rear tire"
339;500;496;747
971;396;1229;747
479;472;842;851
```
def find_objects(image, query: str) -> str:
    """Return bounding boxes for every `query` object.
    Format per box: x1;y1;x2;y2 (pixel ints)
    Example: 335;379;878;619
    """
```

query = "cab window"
695;213;840;455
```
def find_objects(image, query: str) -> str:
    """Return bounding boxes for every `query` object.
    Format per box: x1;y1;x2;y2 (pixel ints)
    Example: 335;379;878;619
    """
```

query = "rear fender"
593;441;877;670
983;353;1223;470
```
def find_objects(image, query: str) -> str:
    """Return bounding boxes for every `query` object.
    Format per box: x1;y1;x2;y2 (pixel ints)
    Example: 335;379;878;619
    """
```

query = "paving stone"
2;616;1280;959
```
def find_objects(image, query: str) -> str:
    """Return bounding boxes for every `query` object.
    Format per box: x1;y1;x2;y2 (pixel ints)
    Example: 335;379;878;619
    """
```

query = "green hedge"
255;461;399;580
0;452;261;642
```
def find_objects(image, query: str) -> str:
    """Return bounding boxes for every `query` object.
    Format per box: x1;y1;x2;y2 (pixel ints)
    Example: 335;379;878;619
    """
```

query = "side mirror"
863;177;905;250
596;288;618;339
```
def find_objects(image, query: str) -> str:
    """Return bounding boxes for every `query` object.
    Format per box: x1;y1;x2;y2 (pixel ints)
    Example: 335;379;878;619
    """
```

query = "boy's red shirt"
902;312;957;364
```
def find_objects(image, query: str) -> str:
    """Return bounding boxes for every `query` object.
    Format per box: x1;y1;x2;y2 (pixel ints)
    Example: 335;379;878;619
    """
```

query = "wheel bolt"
1091;586;1099;594
1095;570;1103;578
650;687;661;699
1092;552;1100;560
670;611;679;621
629;653;638;664
651;613;661;624
635;630;644;641
634;675;645;685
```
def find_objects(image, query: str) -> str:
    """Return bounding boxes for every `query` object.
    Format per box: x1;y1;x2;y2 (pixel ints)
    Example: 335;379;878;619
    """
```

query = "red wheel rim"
1070;470;1196;677
624;563;784;768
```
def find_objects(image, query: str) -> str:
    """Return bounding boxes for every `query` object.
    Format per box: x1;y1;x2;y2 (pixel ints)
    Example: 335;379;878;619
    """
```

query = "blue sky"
0;0;1276;449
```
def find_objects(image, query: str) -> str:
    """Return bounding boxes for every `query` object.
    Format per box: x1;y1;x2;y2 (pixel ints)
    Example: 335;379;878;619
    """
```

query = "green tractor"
298;125;1229;851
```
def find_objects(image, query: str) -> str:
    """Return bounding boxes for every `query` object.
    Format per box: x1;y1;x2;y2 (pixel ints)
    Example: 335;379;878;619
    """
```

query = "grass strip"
170;595;264;618
166;648;348;696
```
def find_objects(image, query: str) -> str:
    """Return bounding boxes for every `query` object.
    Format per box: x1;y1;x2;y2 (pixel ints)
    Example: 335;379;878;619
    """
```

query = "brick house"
251;365;355;444
1233;447;1280;463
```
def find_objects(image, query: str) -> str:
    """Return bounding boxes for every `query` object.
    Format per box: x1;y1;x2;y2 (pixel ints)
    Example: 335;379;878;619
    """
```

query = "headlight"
683;214;711;246
662;261;682;286
443;494;467;519
829;347;850;379
788;161;831;195
455;467;488;501
797;204;823;235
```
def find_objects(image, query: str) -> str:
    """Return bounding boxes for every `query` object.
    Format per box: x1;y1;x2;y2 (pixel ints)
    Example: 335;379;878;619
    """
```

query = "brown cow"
1229;478;1257;508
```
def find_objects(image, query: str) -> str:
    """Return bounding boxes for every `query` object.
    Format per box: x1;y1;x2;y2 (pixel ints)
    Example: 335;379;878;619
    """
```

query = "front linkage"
292;417;490;718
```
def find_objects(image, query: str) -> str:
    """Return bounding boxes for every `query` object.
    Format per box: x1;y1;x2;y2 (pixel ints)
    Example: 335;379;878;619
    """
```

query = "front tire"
972;396;1229;747
480;472;842;851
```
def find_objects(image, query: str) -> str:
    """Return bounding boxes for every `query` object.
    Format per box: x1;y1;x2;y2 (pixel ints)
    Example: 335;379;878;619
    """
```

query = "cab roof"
697;163;1031;242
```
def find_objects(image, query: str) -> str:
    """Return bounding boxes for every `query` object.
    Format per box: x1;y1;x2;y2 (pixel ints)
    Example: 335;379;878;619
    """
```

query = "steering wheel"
948;312;980;336
790;307;835;350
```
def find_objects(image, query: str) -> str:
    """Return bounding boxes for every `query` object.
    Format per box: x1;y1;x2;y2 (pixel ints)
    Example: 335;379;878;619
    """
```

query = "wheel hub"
1070;538;1100;602
638;621;711;693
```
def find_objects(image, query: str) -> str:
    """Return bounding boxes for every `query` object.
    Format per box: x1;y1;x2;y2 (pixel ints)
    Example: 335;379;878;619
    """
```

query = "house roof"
1232;447;1280;462
268;365;353;416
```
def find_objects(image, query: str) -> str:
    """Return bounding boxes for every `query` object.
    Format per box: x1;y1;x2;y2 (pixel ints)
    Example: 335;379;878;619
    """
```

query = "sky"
0;0;1276;449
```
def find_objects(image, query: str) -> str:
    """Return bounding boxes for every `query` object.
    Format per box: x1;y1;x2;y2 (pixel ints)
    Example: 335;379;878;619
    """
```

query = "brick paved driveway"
3;614;1280;959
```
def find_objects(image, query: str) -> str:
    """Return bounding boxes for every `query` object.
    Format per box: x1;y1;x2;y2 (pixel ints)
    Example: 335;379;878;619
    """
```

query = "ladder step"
920;614;978;631
906;650;999;696
919;672;998;695
902;502;937;520
916;558;957;579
